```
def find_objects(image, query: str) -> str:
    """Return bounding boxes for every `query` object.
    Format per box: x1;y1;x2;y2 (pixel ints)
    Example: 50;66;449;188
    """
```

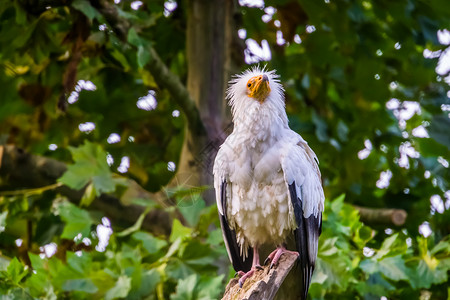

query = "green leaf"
170;274;198;300
127;28;140;47
128;269;161;299
360;258;378;274
336;120;349;142
431;240;450;256
318;237;339;256
205;228;223;246
105;275;131;300
409;259;448;289
311;270;327;285
80;183;96;207
28;253;44;272
8;17;39;49
13;1;27;25
374;233;399;259
418;16;440;45
137;45;151;69
165;238;182;258
62;279;98;293
312;111;329;142
111;49;130;71
177;196;205;227
357;225;373;243
301;73;310;89
132;231;167;254
378;256;409;281
0;256;9;272
0;210;7;233
428;115;450;149
165;257;195;280
197;275;224;300
56;200;93;239
7;257;27;285
58;141;115;195
179;239;217;266
71;0;101;20
169;219;192;243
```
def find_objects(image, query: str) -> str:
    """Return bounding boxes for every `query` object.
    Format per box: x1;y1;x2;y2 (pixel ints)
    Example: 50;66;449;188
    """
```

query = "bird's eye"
247;83;251;87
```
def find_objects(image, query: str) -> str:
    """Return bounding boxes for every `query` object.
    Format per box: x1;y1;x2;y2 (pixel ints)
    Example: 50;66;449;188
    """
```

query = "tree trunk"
174;0;238;204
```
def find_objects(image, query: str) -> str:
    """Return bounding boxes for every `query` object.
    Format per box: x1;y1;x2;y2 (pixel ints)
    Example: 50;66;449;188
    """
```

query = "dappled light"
376;170;392;189
107;133;121;144
0;0;448;299
78;122;96;133
164;0;177;17
244;39;271;64
136;90;157;111
95;217;113;252
117;156;130;173
167;161;176;172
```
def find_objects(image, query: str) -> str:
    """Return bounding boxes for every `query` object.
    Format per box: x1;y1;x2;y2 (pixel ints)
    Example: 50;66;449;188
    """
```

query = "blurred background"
0;0;449;299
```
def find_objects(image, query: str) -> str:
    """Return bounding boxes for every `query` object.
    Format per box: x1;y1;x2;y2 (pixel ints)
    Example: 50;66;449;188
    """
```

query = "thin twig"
0;182;63;197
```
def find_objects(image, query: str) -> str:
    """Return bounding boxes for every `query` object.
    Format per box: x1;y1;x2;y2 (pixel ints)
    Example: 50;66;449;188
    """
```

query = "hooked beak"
248;74;271;102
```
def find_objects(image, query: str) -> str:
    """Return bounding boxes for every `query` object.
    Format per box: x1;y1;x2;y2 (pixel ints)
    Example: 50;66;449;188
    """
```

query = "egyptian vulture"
213;67;324;299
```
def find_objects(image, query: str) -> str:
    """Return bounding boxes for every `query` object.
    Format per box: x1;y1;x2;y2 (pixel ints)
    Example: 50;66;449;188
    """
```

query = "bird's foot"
264;246;299;269
237;265;263;288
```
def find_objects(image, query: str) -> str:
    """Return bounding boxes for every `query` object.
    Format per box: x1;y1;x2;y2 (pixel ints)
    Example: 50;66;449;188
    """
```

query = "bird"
213;67;324;299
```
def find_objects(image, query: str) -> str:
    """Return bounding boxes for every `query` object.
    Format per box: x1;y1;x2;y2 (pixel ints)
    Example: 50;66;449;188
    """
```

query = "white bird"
213;67;324;299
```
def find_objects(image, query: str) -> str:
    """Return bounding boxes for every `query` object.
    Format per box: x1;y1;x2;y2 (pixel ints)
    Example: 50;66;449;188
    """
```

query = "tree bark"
92;0;238;204
222;252;298;300
173;0;239;204
354;205;407;227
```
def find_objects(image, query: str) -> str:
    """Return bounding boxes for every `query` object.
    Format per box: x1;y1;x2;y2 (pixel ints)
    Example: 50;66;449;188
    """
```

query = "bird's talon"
255;265;264;271
264;257;271;265
270;262;274;269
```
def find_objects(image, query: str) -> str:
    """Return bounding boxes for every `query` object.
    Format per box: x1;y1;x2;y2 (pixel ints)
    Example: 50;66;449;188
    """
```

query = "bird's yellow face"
247;74;271;102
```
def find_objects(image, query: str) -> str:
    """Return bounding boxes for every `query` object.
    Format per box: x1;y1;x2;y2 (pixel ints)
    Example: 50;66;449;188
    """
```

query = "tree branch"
19;0;205;134
354;206;407;227
91;0;205;134
146;46;206;134
222;252;298;300
0;145;172;236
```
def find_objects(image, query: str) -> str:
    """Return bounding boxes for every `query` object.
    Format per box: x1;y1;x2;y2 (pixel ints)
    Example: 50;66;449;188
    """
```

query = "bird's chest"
226;142;296;246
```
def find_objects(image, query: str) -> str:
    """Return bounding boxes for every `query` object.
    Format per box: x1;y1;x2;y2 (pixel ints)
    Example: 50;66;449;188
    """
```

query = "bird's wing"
213;145;253;272
281;138;324;300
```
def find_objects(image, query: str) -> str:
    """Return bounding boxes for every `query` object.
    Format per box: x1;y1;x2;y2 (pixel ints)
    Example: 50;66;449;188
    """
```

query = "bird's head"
227;67;284;107
226;67;286;124
246;74;271;102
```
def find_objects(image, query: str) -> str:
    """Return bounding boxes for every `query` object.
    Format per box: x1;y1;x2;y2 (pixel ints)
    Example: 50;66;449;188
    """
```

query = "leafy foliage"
1;180;449;299
310;195;449;299
0;180;225;299
0;0;449;299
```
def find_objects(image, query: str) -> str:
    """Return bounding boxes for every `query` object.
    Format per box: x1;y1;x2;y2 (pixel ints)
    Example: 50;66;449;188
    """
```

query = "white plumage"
213;67;324;297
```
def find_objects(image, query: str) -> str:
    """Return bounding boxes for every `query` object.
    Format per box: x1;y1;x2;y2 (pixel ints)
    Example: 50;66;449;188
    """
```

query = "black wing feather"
219;181;253;272
289;182;322;300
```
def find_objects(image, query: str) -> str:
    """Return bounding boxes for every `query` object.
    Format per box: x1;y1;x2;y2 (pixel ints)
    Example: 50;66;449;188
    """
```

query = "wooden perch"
222;252;298;300
354;205;407;227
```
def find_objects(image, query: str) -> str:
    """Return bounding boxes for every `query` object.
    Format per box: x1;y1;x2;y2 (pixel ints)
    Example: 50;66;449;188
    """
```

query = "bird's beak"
249;74;271;102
